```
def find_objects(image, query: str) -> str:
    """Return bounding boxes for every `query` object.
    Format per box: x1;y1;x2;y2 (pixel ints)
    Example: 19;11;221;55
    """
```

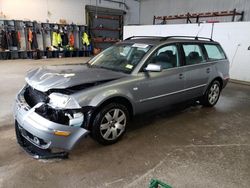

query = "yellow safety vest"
52;32;58;47
52;32;62;47
82;32;90;46
57;33;62;45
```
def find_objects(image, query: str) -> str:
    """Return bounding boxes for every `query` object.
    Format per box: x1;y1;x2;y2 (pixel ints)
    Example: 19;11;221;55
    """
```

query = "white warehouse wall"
124;22;250;82
140;0;250;25
0;0;85;24
0;0;139;25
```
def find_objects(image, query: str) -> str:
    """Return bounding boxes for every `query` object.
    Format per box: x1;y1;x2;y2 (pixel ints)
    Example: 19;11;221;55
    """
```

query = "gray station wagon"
14;36;229;158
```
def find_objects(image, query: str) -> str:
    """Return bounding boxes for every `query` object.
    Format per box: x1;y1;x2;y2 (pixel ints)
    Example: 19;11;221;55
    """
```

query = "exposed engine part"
23;84;94;128
65;112;84;127
35;104;68;124
35;104;84;126
24;85;49;107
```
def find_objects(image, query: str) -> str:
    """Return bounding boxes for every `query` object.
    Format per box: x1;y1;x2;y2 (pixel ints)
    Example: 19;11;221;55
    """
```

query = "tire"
92;103;129;145
201;80;221;107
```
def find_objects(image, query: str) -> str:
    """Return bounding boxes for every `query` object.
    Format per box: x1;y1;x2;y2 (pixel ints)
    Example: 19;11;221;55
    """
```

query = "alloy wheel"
100;108;126;141
208;83;220;105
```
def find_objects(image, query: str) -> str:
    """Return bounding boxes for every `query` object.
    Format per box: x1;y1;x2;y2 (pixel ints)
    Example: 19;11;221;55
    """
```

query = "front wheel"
201;80;221;107
92;103;129;145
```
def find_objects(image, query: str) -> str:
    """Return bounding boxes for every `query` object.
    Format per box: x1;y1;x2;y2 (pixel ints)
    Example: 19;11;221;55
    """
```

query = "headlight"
48;93;81;109
35;104;84;127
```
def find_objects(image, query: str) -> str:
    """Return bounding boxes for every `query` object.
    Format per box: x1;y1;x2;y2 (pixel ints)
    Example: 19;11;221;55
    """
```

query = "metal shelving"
153;9;244;24
86;5;125;52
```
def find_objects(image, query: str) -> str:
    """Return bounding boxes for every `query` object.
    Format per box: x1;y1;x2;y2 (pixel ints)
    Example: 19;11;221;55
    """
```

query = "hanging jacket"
10;31;18;47
31;31;38;50
52;32;58;47
52;32;62;47
0;30;9;50
82;32;90;46
28;29;32;43
57;33;62;46
27;29;33;50
17;31;22;49
61;32;69;46
7;31;13;47
69;33;74;47
17;31;21;43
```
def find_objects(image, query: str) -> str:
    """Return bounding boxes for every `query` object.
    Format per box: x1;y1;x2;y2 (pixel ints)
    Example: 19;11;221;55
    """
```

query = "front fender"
88;88;135;110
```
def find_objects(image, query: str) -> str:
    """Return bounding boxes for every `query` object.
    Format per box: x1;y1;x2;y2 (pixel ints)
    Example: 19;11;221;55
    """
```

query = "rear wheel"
92;103;129;145
201;80;221;107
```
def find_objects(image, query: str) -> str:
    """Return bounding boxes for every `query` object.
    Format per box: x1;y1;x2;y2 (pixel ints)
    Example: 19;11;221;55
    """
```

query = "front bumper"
13;89;89;157
15;121;69;159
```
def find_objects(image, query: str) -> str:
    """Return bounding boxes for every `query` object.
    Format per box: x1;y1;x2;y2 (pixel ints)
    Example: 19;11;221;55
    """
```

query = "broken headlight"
48;93;81;109
65;111;84;127
35;104;84;127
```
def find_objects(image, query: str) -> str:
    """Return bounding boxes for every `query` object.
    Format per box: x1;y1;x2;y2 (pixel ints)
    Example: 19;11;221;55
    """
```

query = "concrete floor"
0;58;250;188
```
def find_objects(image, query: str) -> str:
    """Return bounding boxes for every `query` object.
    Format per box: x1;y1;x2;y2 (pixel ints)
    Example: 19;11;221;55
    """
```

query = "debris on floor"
149;179;172;188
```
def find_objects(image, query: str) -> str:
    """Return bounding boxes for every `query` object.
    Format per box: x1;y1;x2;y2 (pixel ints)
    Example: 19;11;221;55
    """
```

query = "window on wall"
145;45;179;70
204;44;226;60
182;44;205;65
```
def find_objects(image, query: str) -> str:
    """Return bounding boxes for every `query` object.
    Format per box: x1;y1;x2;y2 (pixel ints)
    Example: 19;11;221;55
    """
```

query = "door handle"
206;68;211;73
179;73;184;79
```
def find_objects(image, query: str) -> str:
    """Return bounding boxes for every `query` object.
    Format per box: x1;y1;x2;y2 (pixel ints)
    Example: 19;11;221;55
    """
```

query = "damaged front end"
14;85;93;159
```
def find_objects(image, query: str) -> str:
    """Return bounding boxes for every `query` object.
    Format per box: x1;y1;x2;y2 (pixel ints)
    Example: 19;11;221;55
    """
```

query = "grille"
24;85;49;107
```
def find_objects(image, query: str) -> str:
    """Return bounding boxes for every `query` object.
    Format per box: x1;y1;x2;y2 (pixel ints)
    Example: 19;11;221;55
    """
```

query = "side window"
204;44;226;60
146;45;179;70
183;44;205;65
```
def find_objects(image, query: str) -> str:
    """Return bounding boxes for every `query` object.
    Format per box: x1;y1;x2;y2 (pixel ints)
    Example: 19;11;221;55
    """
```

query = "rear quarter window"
182;44;205;65
204;44;226;61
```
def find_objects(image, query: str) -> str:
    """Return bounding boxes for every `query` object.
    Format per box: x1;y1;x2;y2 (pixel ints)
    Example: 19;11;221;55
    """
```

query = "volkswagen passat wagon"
14;36;229;158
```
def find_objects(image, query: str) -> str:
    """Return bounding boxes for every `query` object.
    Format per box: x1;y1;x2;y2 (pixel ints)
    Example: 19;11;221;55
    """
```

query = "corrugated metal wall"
140;0;250;25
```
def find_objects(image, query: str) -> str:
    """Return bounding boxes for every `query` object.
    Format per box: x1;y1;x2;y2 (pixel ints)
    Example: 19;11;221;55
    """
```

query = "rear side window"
182;44;205;65
204;44;226;60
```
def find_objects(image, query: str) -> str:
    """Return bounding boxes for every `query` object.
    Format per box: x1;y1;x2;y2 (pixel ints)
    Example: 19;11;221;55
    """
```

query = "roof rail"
162;36;213;41
124;36;165;40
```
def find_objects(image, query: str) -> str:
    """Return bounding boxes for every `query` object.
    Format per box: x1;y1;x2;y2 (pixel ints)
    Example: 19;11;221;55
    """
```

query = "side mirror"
145;64;162;72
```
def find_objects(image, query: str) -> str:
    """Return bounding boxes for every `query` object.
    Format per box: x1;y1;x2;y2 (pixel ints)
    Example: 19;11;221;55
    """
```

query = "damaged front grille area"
23;85;82;126
34;104;93;127
22;84;93;128
35;104;76;125
24;85;49;107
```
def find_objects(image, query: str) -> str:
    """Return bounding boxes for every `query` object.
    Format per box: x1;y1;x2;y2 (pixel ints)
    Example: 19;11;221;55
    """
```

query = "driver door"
134;44;186;113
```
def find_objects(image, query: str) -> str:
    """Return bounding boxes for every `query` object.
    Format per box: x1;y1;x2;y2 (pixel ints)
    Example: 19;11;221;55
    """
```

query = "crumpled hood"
25;64;126;92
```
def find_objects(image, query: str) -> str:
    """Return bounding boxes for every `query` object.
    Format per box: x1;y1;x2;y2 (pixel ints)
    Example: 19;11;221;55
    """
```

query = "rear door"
181;43;211;99
134;44;186;113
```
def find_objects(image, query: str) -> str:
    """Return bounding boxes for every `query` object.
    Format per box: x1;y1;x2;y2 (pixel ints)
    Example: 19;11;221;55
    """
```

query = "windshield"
88;43;151;74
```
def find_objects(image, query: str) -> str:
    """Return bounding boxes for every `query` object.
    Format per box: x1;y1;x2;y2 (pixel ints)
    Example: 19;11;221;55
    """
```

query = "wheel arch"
203;77;223;96
211;77;223;89
88;96;134;130
97;96;134;117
